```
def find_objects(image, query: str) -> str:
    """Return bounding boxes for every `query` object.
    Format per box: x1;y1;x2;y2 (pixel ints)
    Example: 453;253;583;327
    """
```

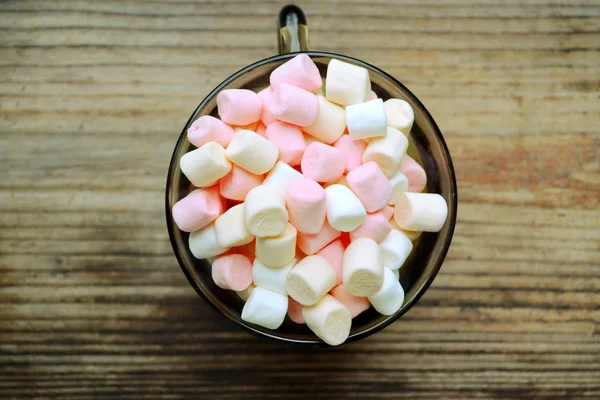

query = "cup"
165;5;457;347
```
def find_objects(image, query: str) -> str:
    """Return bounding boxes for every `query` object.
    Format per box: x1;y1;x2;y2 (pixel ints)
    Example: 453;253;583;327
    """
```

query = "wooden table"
1;1;599;398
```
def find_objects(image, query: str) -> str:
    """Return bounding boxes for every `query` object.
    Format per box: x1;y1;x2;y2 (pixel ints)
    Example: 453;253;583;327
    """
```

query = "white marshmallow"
255;223;297;267
236;283;255;301
214;204;254;248
262;161;303;196
286;255;336;306
390;219;422;242
244;185;289;238
303;95;346;144
188;223;230;259
379;229;413;271
252;258;296;295
324;184;367;232
346;99;387;140
395;192;448;232
225;129;279;175
302;294;352;346
241;287;288;329
325;59;371;106
384;99;414;135
392;269;400;280
388;171;409;205
362;127;409;177
343;237;384;296
368;267;405;316
180;142;232;187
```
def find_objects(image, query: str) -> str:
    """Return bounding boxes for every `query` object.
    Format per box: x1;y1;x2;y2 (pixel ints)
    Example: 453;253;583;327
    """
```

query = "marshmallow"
362;127;409;177
302;294;351;346
270;83;319;127
233;240;256;261
214;204;254;248
390;219;422;241
287;297;305;324
333;134;366;173
172;187;224;232
379;228;413;270
236;282;255;301
255;123;267;136
233;121;260;132
368;267;405;316
255;223;297;267
399;155;427;193
225;130;279;175
395;192;448;232
302;95;346;144
264;122;307;166
286;255;336;306
270;54;322;92
343;237;384;296
388;171;409;205
217;89;262;126
252;257;296;295
187;115;235;148
263;161;303;196
189;223;230;259
316;239;345;286
244;185;289;238
219;165;263;202
392;269;400;280
301;142;345;184
382;205;394;221
303;133;325;146
330;285;370;318
325;59;370;106
241;287;288;329
350;211;392;243
346;99;387;140
323;174;349;189
180;142;232;187
325;184;367;232
367;90;378;101
257;87;277;126
384;98;414;135
285;177;327;235
211;253;253;291
346;161;393;212
297;220;341;255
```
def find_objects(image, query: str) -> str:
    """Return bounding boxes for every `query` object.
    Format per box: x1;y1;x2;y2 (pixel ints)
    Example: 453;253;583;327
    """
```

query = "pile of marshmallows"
173;54;448;346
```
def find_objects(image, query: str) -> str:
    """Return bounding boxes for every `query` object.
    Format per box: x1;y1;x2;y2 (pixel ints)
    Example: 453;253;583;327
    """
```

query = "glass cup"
165;5;457;347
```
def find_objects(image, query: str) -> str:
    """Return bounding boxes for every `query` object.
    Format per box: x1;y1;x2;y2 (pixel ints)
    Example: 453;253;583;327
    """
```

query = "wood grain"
1;0;599;398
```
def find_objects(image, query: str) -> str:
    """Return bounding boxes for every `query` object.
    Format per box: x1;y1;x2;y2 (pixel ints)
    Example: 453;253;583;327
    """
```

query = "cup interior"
165;52;457;347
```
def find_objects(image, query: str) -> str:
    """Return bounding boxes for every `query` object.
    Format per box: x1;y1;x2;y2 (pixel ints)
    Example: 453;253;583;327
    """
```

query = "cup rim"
165;51;458;347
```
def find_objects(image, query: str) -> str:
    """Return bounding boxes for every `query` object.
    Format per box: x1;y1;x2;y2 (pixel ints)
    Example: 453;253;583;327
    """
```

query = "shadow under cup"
166;52;457;347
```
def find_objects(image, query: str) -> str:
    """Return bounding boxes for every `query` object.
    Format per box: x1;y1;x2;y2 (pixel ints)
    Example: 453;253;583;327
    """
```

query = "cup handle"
278;5;310;54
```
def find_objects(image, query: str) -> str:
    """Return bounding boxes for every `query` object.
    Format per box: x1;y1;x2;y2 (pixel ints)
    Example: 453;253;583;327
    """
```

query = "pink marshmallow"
301;142;345;183
382;205;395;221
287;297;305;324
297;220;341;255
257;87;277;126
219;165;264;201
333;134;367;173
285;177;327;234
368;90;378;101
270;54;322;93
187;115;235;148
233;121;260;132
217;89;262;126
346;161;393;212
269;83;318;127
255;123;267;136
350;211;392;243
316;239;345;286
330;285;370;318
265;121;307;166
172;187;224;232
399;155;427;193
211;253;253;291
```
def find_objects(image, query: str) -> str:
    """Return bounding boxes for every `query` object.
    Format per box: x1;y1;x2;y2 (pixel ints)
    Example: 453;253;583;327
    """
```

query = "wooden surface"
1;0;599;398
